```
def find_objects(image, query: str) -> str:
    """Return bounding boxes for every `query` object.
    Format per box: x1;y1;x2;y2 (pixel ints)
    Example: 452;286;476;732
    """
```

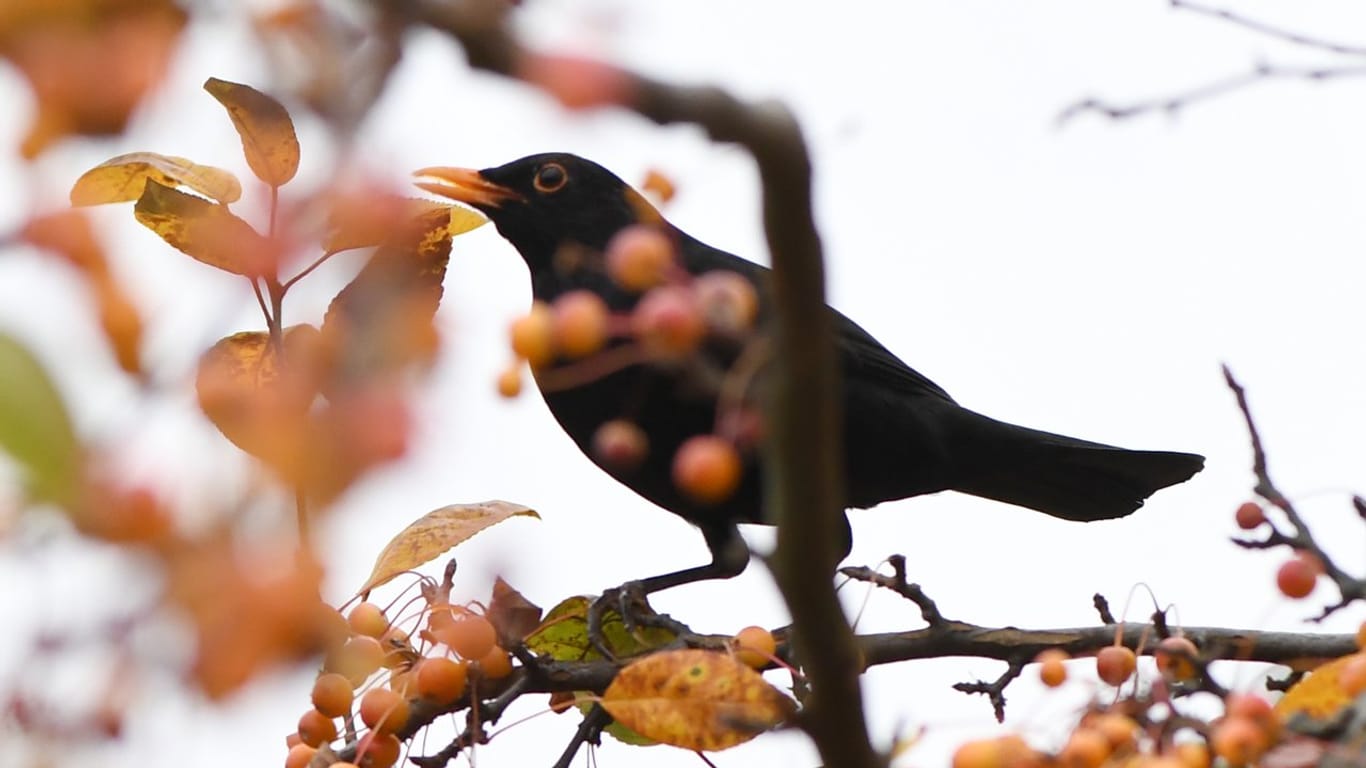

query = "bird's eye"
533;163;568;193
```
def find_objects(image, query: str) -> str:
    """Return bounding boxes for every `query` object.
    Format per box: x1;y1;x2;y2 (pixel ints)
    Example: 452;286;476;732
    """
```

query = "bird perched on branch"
417;153;1203;600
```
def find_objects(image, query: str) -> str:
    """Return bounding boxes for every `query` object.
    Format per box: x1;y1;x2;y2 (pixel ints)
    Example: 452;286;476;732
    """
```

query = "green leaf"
525;596;676;662
134;180;270;276
203;77;300;187
0;334;80;507
71;152;242;206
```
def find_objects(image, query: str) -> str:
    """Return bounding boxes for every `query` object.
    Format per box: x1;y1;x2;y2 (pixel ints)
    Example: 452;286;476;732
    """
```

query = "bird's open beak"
413;167;524;209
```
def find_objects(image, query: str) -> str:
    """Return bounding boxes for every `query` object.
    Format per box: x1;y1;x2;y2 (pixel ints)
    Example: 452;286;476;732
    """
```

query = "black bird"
417;153;1204;597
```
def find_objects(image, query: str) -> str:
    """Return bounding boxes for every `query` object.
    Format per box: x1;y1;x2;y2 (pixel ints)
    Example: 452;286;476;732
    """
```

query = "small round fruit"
1096;645;1137;686
476;646;513;679
1086;713;1138;751
1234;501;1265;530
693;270;759;334
285;743;316;768
437;613;496;660
733;626;776;669
311;672;354;718
1058;728;1110;768
348;602;389;638
1171;741;1211;768
1035;649;1068;688
1155;636;1200;681
632;285;705;358
335;636;385;679
496;363;522;398
672;435;742;504
296;708;337;747
1210;716;1267;766
509;302;555;367
951;735;1039;768
552;291;609;358
355;731;401;768
1339;654;1366;696
606;225;674;291
1277;554;1319;599
592;419;648;471
359;688;409;734
415;657;468;704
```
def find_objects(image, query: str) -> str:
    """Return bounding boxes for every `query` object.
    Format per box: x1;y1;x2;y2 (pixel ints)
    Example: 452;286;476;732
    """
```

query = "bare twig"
1093;594;1117;625
1171;0;1366;57
953;658;1026;723
840;555;949;627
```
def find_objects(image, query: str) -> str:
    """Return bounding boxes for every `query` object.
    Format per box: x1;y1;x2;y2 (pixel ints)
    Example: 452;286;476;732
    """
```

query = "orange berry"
285;733;302;749
475;645;512;679
672;435;742;504
592;419;649;471
1339;654;1366;696
496;363;522;398
552;290;609;358
1234;502;1265;530
285;743;316;768
606;225;673;291
348;603;389;638
359;688;409;734
951;735;1039;768
296;708;337;747
509;302;555;367
379;628;411;669
1096;645;1136;686
335;635;385;680
1155;636;1199;681
355;731;401;768
1086;712;1138;751
693;270;759;335
1057;728;1110;768
437;613;496;660
632;285;705;358
1277;554;1319;599
1035;648;1068;687
733;626;776;669
640;169;676;203
311;673;354;718
427;604;464;634
1171;741;1211;768
415;657;468;704
1210;716;1267;766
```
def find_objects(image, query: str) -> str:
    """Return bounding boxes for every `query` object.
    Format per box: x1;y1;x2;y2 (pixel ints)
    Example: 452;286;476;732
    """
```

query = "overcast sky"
2;1;1365;766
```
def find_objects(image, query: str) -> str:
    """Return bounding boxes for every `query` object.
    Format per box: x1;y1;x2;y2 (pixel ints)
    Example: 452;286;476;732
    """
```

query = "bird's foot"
586;581;692;659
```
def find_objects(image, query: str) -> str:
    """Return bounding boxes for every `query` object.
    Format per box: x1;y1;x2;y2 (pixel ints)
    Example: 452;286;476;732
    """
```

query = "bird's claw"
586;582;692;659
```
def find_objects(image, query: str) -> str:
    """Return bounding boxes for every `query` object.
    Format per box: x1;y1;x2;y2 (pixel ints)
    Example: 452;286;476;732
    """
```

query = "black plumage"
417;153;1204;594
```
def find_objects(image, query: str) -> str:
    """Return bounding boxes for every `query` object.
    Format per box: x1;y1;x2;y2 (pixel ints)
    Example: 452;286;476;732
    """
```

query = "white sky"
2;1;1365;766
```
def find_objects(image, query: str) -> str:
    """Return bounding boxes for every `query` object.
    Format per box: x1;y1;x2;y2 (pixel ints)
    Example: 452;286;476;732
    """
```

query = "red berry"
672;435;742;504
1277;554;1319;599
592;419;648;470
632;285;705;358
1234;502;1265;530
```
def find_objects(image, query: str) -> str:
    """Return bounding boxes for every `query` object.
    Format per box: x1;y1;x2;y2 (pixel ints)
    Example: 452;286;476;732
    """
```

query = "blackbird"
417;153;1204;596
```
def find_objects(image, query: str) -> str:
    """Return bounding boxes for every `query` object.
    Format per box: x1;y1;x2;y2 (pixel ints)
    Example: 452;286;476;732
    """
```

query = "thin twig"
1171;0;1366;57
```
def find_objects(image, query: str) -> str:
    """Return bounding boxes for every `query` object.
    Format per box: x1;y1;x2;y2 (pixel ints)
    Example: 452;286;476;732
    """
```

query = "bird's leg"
587;524;750;658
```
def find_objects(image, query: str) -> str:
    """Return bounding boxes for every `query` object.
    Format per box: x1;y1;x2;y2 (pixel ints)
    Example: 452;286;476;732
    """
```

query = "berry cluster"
499;223;762;506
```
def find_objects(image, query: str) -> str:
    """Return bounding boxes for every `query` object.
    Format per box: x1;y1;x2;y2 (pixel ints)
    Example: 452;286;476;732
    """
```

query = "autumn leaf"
203;77;300;187
195;326;322;472
601;649;796;752
134;180;272;276
321;206;457;384
1275;653;1361;722
487;577;543;644
526;596;676;662
324;195;485;254
0;333;81;508
71;152;242;206
357;501;539;595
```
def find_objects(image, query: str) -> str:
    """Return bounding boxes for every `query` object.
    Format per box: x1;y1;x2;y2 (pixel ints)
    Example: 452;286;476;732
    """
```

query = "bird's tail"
948;413;1204;522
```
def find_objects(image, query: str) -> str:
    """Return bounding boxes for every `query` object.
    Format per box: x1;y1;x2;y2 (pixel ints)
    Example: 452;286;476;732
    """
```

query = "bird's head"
416;153;664;273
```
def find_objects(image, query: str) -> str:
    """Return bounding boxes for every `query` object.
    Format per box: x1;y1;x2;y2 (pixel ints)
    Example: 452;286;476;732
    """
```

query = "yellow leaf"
203;77;300;187
601;649;796;752
71;152;242;206
134;180;271;276
357;501;539;595
323;197;460;254
1275;653;1361;722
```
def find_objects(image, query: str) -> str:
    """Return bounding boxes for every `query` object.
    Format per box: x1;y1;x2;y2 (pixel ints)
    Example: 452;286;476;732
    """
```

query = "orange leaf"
357;502;539;595
1274;654;1359;722
71;152;242;205
195;326;321;471
324;195;484;254
134;180;271;276
203;77;300;187
601;649;795;752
